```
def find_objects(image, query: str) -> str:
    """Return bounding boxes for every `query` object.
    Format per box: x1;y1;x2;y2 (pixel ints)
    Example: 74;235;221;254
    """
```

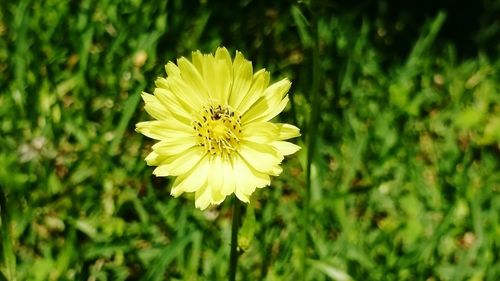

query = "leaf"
143;233;195;281
291;5;313;48
0;187;16;281
310;260;353;281
108;90;143;156
238;202;256;251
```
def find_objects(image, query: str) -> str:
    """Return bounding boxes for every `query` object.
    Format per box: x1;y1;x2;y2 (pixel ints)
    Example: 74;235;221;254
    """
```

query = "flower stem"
229;198;242;281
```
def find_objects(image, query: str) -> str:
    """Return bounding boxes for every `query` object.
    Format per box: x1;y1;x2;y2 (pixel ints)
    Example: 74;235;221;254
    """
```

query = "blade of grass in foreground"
292;3;322;279
304;27;321;281
144;232;195;281
108;89;144;156
0;186;16;281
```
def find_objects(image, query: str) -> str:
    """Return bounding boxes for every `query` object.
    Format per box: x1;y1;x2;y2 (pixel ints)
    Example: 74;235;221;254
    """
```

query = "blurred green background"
1;0;499;280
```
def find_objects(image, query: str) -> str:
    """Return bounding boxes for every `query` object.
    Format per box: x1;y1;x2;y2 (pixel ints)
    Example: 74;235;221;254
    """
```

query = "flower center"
193;104;242;158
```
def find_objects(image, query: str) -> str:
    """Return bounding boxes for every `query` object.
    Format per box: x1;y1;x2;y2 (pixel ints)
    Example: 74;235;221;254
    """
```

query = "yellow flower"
136;47;300;209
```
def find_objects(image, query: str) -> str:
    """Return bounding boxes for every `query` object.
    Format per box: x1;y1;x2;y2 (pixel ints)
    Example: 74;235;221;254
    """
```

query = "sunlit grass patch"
0;1;499;280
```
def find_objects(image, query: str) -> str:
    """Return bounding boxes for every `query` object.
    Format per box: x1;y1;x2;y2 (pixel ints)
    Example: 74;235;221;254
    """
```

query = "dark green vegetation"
1;0;499;280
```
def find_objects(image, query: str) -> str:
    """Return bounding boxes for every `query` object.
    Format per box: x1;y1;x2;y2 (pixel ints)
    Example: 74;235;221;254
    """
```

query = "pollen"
193;104;242;158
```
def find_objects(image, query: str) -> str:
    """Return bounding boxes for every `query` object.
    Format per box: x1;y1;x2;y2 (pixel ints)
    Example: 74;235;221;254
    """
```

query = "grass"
1;0;499;280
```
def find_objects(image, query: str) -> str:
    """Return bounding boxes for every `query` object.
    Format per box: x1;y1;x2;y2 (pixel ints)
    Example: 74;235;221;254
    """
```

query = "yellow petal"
210;185;226;205
152;165;171;176
152;137;198;155
271;141;301;156
228;51;253;109
155;76;170;89
177;57;210;100
192;172;226;208
195;182;212;210
171;156;210;196
191;50;204;74
159;146;205;176
241;79;291;124
215;47;232;70
167;76;205;111
241;122;279;143
235;69;270;114
276;123;301;140
145;151;177;167
271;165;283;175
141;92;171;121
221;159;236;196
165;61;181;77
267;95;290;121
153;87;193;123
238;141;283;175
203;48;232;104
233;155;270;201
208;156;224;192
235;191;250;203
145;151;160;166
135;120;193;140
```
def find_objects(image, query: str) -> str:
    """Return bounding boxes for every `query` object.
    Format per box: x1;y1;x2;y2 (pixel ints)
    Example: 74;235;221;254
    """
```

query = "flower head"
136;47;300;209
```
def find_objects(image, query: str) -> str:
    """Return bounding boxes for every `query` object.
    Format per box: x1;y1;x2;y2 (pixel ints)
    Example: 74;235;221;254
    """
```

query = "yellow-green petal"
233;155;270;201
141;92;172;121
158;146;205;176
152;137;198;155
228;51;253;109
241;79;291;124
194;183;211;210
135;120;193;140
276;123;301;140
235;69;270;114
208;156;224;192
171;156;210;196
177;57;210;100
241;122;279;143
153;87;193;123
271;141;301;156
221;160;236;195
238;141;283;175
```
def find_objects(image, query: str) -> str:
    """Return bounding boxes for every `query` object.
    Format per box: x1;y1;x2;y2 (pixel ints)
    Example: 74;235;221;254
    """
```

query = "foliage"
0;0;499;280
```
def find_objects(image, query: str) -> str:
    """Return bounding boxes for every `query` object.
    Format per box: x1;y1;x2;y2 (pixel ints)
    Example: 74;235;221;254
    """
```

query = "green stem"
229;198;242;281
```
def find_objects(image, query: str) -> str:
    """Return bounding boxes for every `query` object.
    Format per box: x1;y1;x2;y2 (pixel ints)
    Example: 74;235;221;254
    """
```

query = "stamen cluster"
193;104;242;158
